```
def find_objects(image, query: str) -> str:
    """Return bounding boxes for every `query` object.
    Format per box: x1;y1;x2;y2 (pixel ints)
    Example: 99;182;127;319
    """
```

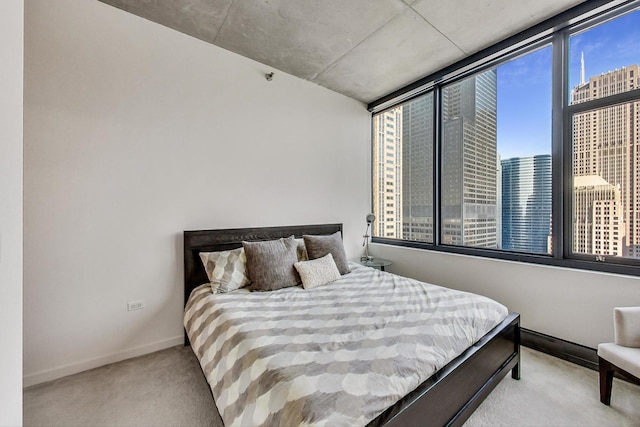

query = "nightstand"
359;258;392;271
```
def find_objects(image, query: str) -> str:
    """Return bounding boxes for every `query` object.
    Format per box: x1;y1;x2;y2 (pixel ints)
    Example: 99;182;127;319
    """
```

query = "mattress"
184;262;508;427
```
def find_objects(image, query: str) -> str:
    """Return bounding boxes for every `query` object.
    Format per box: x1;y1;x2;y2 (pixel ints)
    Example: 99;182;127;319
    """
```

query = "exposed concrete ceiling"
98;0;585;104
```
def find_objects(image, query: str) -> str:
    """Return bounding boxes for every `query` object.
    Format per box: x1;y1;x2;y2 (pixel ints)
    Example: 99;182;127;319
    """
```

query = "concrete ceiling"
98;0;585;104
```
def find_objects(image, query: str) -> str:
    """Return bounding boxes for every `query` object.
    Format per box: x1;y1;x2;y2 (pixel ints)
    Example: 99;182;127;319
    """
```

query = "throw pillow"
199;247;250;293
303;231;350;274
294;253;341;290
243;236;300;291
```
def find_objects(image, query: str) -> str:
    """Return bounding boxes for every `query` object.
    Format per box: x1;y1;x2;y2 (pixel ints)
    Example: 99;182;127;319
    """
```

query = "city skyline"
374;63;639;254
498;8;640;160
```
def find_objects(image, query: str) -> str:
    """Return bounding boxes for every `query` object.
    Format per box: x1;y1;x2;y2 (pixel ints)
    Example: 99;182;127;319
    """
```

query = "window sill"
371;237;640;277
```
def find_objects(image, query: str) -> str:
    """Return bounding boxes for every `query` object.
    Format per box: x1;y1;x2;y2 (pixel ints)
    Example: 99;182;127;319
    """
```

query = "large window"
370;2;640;275
568;10;640;263
373;93;434;242
440;47;552;253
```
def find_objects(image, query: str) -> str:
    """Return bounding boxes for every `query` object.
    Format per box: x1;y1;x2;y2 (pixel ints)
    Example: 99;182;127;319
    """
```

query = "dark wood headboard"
183;223;343;309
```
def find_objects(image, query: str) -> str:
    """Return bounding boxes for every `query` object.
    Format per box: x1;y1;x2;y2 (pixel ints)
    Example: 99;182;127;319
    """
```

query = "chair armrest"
614;307;640;348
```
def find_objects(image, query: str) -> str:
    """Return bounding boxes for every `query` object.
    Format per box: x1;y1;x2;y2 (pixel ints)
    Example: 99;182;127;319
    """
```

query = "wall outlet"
127;300;145;311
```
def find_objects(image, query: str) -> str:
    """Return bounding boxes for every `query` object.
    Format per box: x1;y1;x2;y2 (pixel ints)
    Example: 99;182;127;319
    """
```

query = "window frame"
369;0;640;277
564;87;640;267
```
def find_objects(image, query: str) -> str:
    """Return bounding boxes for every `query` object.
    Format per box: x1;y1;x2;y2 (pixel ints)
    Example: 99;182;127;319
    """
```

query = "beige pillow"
243;236;300;291
294;253;341;290
303;231;350;274
199;247;250;293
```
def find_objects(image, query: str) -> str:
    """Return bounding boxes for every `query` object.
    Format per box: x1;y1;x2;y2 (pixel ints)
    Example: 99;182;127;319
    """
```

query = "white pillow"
294;253;341;290
199;247;250;293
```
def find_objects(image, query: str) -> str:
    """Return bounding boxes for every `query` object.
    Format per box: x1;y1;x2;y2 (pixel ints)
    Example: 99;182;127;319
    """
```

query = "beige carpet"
24;346;640;426
24;346;223;427
464;348;640;427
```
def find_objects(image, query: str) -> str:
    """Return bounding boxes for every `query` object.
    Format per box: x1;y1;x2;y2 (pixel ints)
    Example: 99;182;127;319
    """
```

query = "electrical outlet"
127;300;145;311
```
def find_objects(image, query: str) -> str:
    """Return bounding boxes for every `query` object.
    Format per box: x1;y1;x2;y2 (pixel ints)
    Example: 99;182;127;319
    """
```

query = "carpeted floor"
463;348;640;427
24;346;223;427
24;346;640;426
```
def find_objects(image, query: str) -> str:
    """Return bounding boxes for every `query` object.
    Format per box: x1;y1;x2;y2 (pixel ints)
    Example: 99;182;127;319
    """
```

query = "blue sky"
497;9;640;160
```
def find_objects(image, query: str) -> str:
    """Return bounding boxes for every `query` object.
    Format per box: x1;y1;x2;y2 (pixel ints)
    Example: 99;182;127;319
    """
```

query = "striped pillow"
199;248;251;293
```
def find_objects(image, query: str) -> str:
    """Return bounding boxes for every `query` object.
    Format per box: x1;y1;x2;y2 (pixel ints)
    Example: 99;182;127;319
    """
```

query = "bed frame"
184;223;521;427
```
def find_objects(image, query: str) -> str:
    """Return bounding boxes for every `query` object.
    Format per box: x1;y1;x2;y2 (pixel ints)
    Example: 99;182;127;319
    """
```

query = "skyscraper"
441;70;498;248
573;175;624;256
501;155;552;254
372;107;402;238
402;95;433;242
571;58;640;257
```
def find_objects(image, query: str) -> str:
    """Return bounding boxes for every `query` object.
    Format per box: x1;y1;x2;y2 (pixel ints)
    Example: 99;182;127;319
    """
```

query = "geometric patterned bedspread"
184;262;508;427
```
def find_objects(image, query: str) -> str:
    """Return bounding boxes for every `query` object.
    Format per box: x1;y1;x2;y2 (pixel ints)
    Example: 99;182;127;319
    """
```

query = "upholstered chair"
597;307;640;405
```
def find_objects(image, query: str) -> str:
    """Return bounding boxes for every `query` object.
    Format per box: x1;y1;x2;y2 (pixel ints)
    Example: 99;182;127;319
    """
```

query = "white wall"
371;243;640;349
24;0;370;386
0;0;24;422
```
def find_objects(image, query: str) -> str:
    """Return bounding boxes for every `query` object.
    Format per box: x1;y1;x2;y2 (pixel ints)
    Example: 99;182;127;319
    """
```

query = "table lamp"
361;213;375;261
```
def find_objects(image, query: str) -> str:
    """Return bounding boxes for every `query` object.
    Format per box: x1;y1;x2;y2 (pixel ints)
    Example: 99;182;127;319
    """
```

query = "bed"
184;223;520;427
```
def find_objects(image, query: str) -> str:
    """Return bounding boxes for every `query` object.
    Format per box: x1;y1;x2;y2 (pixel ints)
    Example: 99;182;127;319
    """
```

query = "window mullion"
552;31;567;261
433;86;442;246
566;88;640;115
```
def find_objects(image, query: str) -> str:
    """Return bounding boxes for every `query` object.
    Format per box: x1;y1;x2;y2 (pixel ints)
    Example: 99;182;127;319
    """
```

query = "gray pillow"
303;231;350;275
242;236;300;291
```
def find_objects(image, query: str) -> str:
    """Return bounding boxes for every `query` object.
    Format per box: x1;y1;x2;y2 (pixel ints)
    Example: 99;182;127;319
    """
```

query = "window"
499;48;552;255
568;10;640;262
439;48;554;254
372;93;434;243
369;2;640;275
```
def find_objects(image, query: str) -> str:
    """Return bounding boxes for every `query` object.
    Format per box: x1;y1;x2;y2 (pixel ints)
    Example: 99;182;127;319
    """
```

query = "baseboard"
23;335;183;388
521;328;598;371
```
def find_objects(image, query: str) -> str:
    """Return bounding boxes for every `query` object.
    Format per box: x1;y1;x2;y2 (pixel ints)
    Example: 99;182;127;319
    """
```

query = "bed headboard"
183;223;343;308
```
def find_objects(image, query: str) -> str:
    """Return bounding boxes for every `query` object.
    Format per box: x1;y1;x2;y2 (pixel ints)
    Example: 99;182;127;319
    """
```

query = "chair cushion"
598;342;640;379
614;307;640;348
